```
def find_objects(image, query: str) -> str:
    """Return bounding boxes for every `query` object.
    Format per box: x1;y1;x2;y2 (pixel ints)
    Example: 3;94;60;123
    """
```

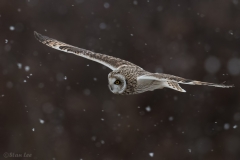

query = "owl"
34;32;233;95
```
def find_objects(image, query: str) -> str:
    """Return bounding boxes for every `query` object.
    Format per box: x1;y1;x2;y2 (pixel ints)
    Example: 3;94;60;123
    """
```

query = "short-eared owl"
34;32;233;95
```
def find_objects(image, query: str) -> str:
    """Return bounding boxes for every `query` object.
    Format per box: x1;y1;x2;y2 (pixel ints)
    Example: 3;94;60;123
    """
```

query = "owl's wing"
137;73;234;92
34;32;135;70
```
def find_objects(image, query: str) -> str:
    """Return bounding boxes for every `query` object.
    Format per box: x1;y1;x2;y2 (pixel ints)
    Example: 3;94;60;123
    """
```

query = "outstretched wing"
34;31;136;70
137;73;234;92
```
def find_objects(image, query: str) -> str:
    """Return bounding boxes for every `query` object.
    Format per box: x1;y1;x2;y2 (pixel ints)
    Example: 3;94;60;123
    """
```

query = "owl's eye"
114;80;121;85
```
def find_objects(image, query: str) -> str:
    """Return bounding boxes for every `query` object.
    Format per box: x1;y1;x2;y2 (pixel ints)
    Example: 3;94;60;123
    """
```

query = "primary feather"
34;31;135;70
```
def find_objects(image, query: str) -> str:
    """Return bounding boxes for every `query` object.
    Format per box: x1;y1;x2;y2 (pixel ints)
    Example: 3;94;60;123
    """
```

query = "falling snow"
39;119;45;124
233;0;238;5
17;63;22;69
103;2;110;8
91;136;97;141
168;116;174;121
204;56;221;74
145;106;151;112
99;23;107;29
25;66;30;72
9;26;15;31
83;89;91;95
6;81;13;89
149;152;154;157
228;58;240;75
224;123;230;130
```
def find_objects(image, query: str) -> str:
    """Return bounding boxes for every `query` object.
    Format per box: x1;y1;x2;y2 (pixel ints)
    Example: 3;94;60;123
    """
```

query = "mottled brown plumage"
34;32;135;70
34;31;234;95
108;65;149;95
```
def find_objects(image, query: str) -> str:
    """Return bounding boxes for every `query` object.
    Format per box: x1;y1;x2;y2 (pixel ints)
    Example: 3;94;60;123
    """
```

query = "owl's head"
108;72;127;94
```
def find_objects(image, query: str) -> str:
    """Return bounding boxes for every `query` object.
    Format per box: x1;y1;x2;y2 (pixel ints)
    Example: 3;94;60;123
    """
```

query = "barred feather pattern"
34;31;136;70
34;31;234;95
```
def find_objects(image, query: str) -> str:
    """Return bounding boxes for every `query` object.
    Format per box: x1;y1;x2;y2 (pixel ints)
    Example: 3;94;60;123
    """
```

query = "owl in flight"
34;32;233;95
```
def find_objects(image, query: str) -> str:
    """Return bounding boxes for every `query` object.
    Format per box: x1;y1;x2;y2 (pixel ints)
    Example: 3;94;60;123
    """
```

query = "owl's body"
108;65;148;95
34;32;233;95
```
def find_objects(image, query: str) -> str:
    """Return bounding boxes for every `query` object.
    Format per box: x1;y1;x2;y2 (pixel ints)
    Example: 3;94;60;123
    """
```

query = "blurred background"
0;0;240;159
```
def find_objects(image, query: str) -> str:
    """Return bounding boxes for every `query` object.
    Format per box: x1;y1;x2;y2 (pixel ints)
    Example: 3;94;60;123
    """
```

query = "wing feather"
34;31;135;70
137;73;234;92
163;81;186;92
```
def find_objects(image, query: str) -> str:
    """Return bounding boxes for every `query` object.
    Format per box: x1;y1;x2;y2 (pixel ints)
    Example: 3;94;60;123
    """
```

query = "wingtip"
34;31;39;37
34;31;41;41
222;84;235;88
34;31;47;42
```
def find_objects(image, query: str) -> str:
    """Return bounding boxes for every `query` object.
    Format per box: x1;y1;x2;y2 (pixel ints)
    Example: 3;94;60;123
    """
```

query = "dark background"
0;0;240;160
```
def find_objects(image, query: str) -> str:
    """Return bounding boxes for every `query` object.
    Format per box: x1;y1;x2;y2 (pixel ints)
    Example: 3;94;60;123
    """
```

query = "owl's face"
108;73;126;94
